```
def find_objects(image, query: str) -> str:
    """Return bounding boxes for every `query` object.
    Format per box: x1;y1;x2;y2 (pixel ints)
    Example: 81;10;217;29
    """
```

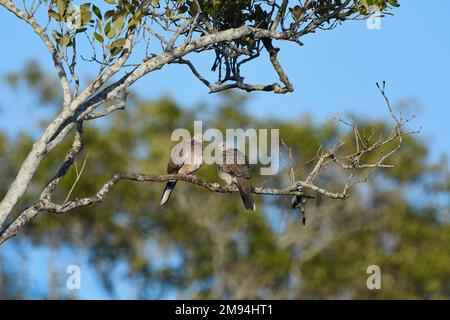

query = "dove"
160;133;203;206
217;142;256;211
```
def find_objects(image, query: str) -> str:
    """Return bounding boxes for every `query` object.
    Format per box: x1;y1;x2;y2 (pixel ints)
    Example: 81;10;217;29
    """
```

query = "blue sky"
0;1;449;299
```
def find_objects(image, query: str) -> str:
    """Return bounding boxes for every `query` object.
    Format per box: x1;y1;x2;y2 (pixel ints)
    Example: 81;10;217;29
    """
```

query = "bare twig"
63;153;89;204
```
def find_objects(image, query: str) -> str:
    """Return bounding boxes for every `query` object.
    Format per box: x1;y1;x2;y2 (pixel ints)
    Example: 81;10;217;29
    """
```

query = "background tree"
1;61;449;299
0;0;402;243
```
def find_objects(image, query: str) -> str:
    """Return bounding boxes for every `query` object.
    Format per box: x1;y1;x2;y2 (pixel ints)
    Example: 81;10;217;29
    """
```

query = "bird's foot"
222;184;234;192
184;174;198;182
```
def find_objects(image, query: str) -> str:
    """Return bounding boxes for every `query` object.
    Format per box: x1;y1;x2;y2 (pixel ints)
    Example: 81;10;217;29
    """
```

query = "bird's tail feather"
160;180;177;206
236;178;256;211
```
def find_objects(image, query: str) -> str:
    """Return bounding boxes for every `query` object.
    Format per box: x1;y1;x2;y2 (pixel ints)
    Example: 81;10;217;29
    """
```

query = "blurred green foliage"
1;61;449;299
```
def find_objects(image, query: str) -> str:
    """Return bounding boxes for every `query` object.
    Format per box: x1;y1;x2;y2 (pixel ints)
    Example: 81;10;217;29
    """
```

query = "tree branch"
0;171;337;245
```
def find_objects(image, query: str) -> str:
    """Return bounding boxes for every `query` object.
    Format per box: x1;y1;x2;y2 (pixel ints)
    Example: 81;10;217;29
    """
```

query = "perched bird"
217;143;256;211
160;133;203;206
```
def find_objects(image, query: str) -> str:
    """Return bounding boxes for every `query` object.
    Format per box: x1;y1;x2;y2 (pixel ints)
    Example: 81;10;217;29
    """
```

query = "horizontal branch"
48;172;333;214
0;172;344;244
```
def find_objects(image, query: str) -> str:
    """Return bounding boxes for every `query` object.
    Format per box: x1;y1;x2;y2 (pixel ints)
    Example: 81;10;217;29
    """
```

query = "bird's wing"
167;140;191;174
167;158;183;174
169;140;203;174
220;148;251;179
219;148;255;211
162;140;202;206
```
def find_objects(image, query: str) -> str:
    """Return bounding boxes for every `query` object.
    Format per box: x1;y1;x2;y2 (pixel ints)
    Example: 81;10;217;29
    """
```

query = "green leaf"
128;17;139;27
388;0;400;7
80;3;91;13
109;38;126;56
111;38;126;48
48;9;61;21
178;5;188;14
56;0;67;15
75;27;88;34
105;22;116;39
113;12;126;31
96;19;103;33
104;9;115;20
361;0;369;10
289;6;305;21
92;4;102;20
93;32;104;44
104;0;116;4
62;33;71;46
81;11;92;25
123;1;135;13
187;1;199;16
246;38;256;52
110;46;123;56
104;22;111;35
